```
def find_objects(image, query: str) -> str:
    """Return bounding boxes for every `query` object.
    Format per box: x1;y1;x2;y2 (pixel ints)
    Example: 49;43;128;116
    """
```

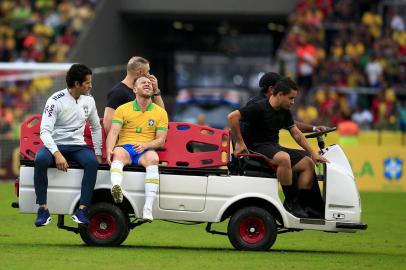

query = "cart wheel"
227;206;277;251
79;202;129;246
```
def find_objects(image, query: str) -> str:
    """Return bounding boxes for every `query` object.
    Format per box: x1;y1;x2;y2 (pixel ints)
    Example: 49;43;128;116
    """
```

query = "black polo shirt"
239;99;295;144
246;92;267;106
105;82;134;110
240;93;267;147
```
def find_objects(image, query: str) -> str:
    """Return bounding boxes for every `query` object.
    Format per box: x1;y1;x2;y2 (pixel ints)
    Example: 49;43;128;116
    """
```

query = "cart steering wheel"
305;127;337;139
305;127;337;150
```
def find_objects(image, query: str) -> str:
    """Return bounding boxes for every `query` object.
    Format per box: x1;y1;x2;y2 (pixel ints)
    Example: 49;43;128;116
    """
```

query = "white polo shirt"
40;88;102;155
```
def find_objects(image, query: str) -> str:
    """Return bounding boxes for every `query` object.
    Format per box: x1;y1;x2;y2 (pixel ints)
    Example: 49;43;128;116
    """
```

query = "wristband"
312;126;317;132
153;90;161;96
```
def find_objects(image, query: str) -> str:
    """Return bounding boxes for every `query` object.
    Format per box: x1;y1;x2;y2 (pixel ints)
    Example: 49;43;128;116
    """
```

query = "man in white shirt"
352;106;373;130
34;64;102;227
365;55;383;87
390;9;405;32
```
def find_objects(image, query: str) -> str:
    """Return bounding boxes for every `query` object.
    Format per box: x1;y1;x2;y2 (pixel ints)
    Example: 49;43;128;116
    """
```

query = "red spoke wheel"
239;216;266;244
228;206;277;251
79;202;129;246
90;212;117;240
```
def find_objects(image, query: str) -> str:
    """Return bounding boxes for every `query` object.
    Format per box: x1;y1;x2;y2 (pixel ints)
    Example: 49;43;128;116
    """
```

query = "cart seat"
230;152;277;178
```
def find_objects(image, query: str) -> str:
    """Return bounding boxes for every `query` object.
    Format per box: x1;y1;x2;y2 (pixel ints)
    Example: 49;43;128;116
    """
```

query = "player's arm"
88;98;103;160
106;104;124;165
148;74;165;109
143;130;168;150
228;102;261;155
40;98;69;171
103;90;127;134
289;125;328;163
227;110;248;155
105;122;122;164
153;94;165;109
40;99;58;155
103;107;115;135
295;121;328;133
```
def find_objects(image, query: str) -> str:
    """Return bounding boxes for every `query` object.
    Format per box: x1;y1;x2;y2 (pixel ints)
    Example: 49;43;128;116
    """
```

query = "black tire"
227;206;277;251
79;202;129;246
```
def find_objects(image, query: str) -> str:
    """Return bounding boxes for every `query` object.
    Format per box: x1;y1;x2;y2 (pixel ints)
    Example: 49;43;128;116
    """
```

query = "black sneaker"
72;208;89;224
284;200;309;218
35;207;52;227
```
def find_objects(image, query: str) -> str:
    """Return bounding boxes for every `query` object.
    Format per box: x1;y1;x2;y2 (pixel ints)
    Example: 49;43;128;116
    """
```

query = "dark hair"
272;77;298;96
259;72;282;93
66;64;92;88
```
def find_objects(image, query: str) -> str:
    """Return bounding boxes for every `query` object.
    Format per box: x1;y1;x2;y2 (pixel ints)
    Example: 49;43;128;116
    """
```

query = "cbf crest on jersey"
148;119;155;126
83;105;89;118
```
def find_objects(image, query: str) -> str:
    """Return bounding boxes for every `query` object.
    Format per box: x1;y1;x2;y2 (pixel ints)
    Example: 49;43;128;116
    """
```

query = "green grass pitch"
0;181;405;270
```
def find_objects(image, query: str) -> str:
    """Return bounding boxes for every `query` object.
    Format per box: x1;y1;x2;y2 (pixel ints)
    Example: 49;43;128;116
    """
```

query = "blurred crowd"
0;0;97;139
278;0;406;131
1;0;406;141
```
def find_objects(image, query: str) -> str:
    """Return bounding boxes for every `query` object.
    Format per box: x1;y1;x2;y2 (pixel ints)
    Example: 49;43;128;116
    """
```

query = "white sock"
110;160;124;186
144;165;159;210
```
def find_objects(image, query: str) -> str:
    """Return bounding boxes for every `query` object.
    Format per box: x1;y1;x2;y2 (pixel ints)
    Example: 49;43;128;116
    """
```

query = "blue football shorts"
120;144;152;165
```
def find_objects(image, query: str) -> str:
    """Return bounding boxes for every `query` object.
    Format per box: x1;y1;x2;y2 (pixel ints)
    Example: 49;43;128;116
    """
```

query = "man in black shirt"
228;77;328;218
241;72;327;148
243;72;327;217
103;56;165;134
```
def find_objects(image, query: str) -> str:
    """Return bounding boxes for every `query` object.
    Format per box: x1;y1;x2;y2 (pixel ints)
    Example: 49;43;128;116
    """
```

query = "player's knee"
144;152;159;165
274;152;291;168
113;150;126;161
304;156;315;170
34;154;52;168
83;157;99;170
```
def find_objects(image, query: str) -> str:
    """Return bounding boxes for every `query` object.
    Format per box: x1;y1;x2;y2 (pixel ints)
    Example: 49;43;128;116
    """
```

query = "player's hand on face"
148;74;159;92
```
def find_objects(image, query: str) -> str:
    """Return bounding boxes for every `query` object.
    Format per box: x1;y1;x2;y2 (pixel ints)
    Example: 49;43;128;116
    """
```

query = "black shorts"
251;143;307;167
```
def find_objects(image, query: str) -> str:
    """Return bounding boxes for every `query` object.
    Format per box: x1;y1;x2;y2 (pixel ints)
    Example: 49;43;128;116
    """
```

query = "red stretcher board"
20;115;230;169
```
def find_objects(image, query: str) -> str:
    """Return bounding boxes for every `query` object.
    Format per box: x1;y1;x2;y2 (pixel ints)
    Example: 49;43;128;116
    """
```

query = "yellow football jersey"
112;100;168;145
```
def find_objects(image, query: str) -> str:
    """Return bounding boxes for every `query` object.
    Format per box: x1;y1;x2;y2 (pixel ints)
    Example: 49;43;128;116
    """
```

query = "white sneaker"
142;208;153;222
111;184;123;203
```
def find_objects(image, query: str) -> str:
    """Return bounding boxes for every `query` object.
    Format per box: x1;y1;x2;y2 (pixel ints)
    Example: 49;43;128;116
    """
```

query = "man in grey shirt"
34;64;102;227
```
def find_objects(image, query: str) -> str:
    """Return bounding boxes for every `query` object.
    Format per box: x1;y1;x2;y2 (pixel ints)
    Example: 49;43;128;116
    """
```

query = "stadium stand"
277;0;406;130
1;0;405;182
0;0;98;139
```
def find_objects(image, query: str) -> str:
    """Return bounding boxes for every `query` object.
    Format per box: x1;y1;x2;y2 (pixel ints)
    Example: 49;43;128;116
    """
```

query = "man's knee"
113;148;128;162
142;151;159;166
83;156;99;170
274;152;291;168
303;156;315;170
34;152;53;168
294;156;314;172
